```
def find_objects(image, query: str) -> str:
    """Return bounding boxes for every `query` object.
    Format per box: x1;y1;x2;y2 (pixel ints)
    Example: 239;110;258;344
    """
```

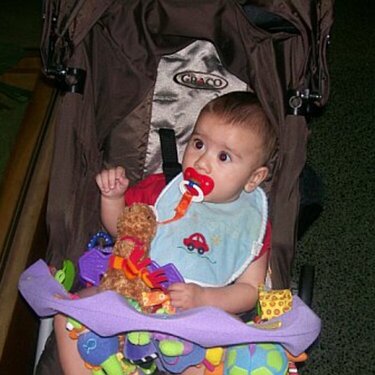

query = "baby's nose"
194;154;211;174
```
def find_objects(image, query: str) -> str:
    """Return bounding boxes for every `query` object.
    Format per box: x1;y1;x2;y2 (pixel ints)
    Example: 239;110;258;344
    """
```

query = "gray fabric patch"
145;40;249;175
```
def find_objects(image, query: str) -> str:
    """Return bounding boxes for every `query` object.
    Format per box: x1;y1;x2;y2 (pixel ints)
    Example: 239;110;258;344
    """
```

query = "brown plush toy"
99;203;160;311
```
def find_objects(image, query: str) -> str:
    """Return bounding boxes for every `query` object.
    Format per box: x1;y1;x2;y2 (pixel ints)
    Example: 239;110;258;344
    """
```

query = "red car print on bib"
183;233;210;254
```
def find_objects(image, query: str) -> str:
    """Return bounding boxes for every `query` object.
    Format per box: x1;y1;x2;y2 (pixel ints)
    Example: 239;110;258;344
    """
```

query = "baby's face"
182;113;267;203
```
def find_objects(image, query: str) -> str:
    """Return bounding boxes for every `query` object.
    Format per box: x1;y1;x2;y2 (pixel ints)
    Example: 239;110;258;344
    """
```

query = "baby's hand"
95;166;129;199
168;283;205;310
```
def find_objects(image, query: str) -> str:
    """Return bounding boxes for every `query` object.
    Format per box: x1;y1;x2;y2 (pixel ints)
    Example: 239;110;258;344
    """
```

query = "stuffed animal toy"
99;203;165;311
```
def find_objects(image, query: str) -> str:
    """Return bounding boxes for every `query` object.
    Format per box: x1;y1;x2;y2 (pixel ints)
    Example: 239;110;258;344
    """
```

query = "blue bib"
150;173;268;286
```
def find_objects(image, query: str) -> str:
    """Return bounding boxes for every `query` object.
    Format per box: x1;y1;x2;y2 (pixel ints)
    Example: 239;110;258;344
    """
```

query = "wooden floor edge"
0;76;57;277
0;78;57;358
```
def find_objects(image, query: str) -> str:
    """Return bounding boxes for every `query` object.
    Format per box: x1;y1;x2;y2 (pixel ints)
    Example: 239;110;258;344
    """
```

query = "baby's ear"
244;166;269;193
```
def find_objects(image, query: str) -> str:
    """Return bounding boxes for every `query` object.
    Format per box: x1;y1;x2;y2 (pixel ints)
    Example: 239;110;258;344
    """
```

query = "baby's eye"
218;151;231;162
193;139;204;150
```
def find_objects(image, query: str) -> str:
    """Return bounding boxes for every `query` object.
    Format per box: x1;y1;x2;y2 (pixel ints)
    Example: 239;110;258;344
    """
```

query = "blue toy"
77;331;123;374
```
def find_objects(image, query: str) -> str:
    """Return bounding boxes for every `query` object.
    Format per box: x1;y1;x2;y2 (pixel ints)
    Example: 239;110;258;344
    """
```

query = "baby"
55;91;277;374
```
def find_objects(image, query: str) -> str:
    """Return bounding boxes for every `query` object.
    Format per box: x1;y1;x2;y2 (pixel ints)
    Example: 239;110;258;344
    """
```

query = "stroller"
40;0;334;289
19;0;334;373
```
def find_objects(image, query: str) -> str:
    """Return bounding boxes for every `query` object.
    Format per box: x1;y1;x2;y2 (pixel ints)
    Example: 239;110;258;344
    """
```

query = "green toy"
54;259;75;291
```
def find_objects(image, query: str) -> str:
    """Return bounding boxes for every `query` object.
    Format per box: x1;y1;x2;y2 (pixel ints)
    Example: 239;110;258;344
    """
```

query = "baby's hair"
199;91;277;165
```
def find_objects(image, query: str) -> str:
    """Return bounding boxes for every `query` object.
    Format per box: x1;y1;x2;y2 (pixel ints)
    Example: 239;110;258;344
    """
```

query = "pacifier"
159;168;214;224
179;167;214;202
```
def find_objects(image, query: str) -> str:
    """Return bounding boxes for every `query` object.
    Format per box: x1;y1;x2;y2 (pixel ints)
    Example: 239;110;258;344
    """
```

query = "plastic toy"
53;259;75;291
79;249;112;287
86;231;114;251
79;231;114;286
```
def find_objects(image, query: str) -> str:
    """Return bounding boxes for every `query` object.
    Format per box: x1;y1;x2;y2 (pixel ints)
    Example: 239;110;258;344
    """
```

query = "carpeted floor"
1;1;374;374
293;1;375;373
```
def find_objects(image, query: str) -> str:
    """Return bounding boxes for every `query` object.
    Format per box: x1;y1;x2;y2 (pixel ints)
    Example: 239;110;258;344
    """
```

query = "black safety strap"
159;128;182;184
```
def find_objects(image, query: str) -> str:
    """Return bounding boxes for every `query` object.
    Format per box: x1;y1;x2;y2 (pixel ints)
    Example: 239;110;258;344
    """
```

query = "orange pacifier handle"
158;168;214;224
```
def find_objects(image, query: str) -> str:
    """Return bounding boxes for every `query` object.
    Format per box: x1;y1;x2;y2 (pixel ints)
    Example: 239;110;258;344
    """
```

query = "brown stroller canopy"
41;0;334;289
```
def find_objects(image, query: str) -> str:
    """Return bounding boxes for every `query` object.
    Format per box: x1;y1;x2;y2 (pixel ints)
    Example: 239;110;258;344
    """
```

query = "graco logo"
174;71;228;90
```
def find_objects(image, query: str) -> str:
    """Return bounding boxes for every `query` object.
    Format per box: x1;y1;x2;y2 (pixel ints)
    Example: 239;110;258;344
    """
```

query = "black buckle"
45;66;86;94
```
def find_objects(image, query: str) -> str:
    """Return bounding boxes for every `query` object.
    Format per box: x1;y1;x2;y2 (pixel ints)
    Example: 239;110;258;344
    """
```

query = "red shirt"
125;173;270;261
